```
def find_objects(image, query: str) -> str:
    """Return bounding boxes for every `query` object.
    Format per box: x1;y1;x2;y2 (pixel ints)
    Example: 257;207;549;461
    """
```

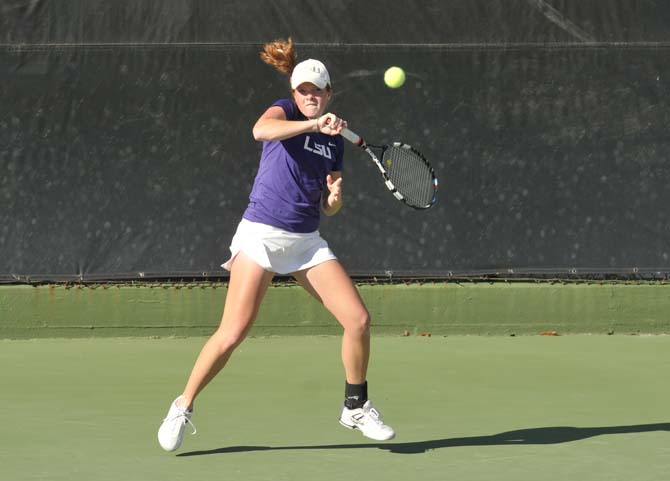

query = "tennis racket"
338;126;438;210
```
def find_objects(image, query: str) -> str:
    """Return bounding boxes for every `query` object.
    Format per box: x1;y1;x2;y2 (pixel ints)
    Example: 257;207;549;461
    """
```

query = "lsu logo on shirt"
303;135;333;159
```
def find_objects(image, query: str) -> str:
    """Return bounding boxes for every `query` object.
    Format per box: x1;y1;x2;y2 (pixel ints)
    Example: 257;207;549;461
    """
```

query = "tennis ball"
384;66;406;88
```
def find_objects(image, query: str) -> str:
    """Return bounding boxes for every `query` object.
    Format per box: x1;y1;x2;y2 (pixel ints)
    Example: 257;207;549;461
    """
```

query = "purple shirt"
243;98;344;233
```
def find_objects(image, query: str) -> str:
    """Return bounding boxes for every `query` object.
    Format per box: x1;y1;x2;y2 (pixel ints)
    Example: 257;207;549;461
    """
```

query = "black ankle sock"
344;380;368;409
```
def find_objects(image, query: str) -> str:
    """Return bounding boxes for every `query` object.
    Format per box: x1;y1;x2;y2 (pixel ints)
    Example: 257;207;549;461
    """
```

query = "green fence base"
2;282;670;339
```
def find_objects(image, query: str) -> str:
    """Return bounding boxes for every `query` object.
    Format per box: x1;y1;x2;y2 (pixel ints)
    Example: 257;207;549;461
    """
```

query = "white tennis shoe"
339;400;395;441
158;395;197;452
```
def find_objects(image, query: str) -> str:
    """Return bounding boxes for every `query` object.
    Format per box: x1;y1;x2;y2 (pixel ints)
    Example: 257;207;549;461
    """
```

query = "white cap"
290;59;331;89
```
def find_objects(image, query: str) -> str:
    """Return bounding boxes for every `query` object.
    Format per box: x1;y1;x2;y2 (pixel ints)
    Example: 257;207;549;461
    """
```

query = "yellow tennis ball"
384;66;406;88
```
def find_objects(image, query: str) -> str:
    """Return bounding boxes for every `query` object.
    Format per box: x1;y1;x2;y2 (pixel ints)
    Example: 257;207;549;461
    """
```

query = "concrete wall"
2;282;670;338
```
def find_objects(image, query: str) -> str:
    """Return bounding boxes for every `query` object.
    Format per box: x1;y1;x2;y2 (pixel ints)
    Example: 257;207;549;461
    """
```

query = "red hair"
259;37;297;75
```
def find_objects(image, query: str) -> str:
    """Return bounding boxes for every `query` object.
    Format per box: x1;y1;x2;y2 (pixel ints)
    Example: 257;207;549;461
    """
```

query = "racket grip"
324;117;365;146
341;128;364;147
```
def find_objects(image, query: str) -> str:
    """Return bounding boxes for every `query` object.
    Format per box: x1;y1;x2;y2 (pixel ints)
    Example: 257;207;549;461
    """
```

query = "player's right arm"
252;106;344;142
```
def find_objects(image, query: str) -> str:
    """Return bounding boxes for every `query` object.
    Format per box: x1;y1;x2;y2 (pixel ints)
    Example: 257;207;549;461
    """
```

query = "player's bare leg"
180;252;274;407
294;260;395;440
158;252;274;451
294;259;369;383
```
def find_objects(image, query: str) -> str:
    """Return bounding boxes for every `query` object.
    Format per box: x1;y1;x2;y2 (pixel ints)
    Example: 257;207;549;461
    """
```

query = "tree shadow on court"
177;422;670;456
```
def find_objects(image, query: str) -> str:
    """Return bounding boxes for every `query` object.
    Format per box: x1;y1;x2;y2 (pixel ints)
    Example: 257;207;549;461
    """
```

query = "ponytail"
259;37;297;76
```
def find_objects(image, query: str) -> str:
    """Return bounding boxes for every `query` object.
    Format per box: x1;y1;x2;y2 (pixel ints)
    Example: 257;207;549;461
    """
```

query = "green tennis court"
2;334;668;481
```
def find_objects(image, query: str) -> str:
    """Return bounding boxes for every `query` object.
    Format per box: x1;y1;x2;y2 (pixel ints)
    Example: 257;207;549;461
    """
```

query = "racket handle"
341;127;365;147
324;117;365;147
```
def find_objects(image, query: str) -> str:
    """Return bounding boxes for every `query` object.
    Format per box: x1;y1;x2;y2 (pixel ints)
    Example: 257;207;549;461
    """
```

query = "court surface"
2;334;669;481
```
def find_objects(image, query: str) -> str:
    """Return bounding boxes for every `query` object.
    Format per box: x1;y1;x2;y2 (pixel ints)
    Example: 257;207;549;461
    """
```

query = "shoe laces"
163;406;197;435
362;405;384;426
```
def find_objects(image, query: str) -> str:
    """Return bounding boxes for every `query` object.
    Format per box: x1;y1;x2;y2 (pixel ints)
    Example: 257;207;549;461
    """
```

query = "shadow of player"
178;422;670;456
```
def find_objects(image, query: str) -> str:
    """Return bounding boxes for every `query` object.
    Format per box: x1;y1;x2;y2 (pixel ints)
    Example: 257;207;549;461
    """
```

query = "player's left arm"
321;171;342;216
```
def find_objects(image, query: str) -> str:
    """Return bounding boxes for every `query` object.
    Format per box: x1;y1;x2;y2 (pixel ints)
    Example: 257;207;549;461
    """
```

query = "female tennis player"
158;38;395;452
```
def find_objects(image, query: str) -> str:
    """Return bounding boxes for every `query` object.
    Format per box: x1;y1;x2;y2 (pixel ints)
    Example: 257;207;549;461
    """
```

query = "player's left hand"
326;174;342;207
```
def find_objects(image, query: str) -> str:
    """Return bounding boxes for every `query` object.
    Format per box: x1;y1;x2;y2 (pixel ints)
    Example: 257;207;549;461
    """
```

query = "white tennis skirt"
221;219;337;274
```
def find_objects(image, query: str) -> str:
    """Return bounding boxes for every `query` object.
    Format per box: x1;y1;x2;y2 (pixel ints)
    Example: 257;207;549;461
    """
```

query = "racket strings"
383;146;436;208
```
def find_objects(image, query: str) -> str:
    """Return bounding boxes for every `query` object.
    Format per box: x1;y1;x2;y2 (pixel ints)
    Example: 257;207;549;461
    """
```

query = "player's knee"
346;309;371;334
213;328;247;353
